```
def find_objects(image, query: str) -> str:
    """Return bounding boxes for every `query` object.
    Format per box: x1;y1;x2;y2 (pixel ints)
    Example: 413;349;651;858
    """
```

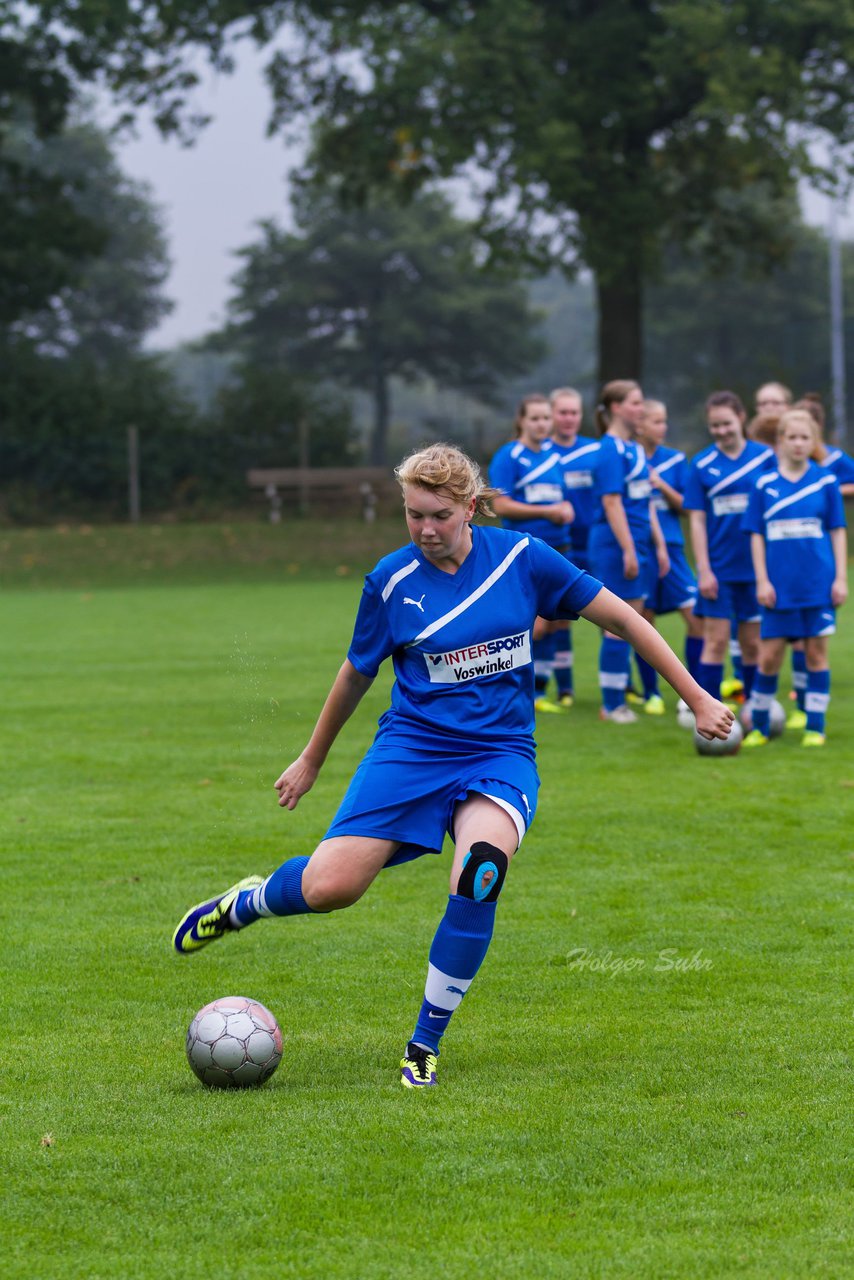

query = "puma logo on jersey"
404;594;426;611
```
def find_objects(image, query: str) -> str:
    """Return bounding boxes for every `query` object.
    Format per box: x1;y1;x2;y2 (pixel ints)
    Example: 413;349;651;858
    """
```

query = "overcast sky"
113;45;853;352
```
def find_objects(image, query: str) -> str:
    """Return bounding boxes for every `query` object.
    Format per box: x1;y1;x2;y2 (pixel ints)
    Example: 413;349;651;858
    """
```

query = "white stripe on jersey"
762;473;836;521
654;452;685;476
514;453;560;489
626;444;646;483
756;470;779;489
407;537;530;647
560;441;599;465
381;559;419;601
706;449;773;498
825;450;841;466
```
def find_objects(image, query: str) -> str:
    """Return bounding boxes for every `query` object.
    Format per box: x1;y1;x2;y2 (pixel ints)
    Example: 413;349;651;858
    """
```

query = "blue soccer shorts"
324;725;540;867
645;545;698;615
694;579;760;623
760;605;836;641
587;525;651;602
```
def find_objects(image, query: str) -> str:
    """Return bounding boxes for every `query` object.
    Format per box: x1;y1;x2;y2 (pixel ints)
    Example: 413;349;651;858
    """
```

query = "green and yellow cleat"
786;709;807;731
720;677;746;704
172;875;264;954
742;729;769;748
400;1042;438;1088
534;696;563;714
801;731;826;748
644;694;665;716
557;693;574;709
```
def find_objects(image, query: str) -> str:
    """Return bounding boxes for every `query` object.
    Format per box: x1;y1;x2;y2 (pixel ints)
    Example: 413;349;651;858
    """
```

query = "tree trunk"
369;359;390;466
596;267;643;386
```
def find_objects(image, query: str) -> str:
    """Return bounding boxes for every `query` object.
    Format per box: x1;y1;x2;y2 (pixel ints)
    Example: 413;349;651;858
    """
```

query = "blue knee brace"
457;842;508;902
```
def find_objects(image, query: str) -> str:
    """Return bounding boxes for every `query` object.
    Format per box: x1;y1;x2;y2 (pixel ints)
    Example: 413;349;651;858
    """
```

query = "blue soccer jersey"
590;435;654;543
647;444;688;547
347;525;602;743
684;441;775;581
552;435;600;540
823;447;854;486
743;462;846;609
489;440;572;548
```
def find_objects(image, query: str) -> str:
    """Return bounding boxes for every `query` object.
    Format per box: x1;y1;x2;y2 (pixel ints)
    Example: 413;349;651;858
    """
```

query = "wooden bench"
246;467;398;523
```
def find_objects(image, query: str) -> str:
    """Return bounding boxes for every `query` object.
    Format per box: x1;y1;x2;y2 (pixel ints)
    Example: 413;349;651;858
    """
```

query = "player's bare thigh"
302;836;398;911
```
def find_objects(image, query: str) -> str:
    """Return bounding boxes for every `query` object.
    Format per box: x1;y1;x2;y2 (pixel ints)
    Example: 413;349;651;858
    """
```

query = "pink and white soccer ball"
186;996;283;1088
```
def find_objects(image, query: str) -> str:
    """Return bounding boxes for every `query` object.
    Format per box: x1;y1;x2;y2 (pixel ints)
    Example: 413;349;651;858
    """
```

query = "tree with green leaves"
3;1;852;384
222;186;544;463
4;115;173;358
241;0;849;385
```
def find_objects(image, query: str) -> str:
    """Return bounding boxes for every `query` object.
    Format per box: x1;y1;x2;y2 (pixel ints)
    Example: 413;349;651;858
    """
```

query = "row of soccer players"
488;381;851;746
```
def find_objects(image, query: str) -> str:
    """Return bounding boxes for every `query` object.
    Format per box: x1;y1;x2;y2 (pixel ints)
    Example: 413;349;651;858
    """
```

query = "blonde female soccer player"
172;444;733;1088
742;410;848;747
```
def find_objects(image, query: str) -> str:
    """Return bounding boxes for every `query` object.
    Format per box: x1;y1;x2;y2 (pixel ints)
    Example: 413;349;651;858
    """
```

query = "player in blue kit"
587;380;670;723
634;399;702;716
489;394;575;713
172;443;733;1088
742;409;848;747
684;391;775;708
777;395;854;725
548;386;600;706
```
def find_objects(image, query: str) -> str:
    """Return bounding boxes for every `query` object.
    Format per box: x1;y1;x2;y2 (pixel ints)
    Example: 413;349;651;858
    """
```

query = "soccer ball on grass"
186;996;283;1088
693;718;743;756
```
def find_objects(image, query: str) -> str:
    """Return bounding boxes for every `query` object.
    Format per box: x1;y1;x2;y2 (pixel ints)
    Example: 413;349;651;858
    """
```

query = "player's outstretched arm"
275;660;375;809
580;587;733;739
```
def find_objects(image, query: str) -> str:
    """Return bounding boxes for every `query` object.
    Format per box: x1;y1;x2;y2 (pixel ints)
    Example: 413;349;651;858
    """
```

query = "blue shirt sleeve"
829;450;854;485
526;538;603;619
682;461;706;513
346;576;394;678
826;476;847;529
597;437;625;496
488;445;516;496
742;482;764;535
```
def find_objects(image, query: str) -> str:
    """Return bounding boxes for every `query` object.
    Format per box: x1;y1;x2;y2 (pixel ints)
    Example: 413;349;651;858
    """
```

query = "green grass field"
2;522;852;1278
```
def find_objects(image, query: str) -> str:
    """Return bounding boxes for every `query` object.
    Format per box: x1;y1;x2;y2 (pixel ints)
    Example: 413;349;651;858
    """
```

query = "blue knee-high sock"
685;635;703;683
533;633;556;694
600;635;630;711
805;669;830;734
792;650;807;711
741;663;757;701
698;661;724;699
553;629;574;695
751;672;778;736
410;894;497;1055
635;652;659;699
231;855;315;926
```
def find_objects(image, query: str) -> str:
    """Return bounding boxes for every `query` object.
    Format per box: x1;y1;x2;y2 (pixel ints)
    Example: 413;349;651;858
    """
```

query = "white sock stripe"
553;651;574;668
425;963;472;1011
599;671;629;689
751;692;773;710
792;671;807;689
255;879;275;918
534;660;553;677
805;693;830;713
